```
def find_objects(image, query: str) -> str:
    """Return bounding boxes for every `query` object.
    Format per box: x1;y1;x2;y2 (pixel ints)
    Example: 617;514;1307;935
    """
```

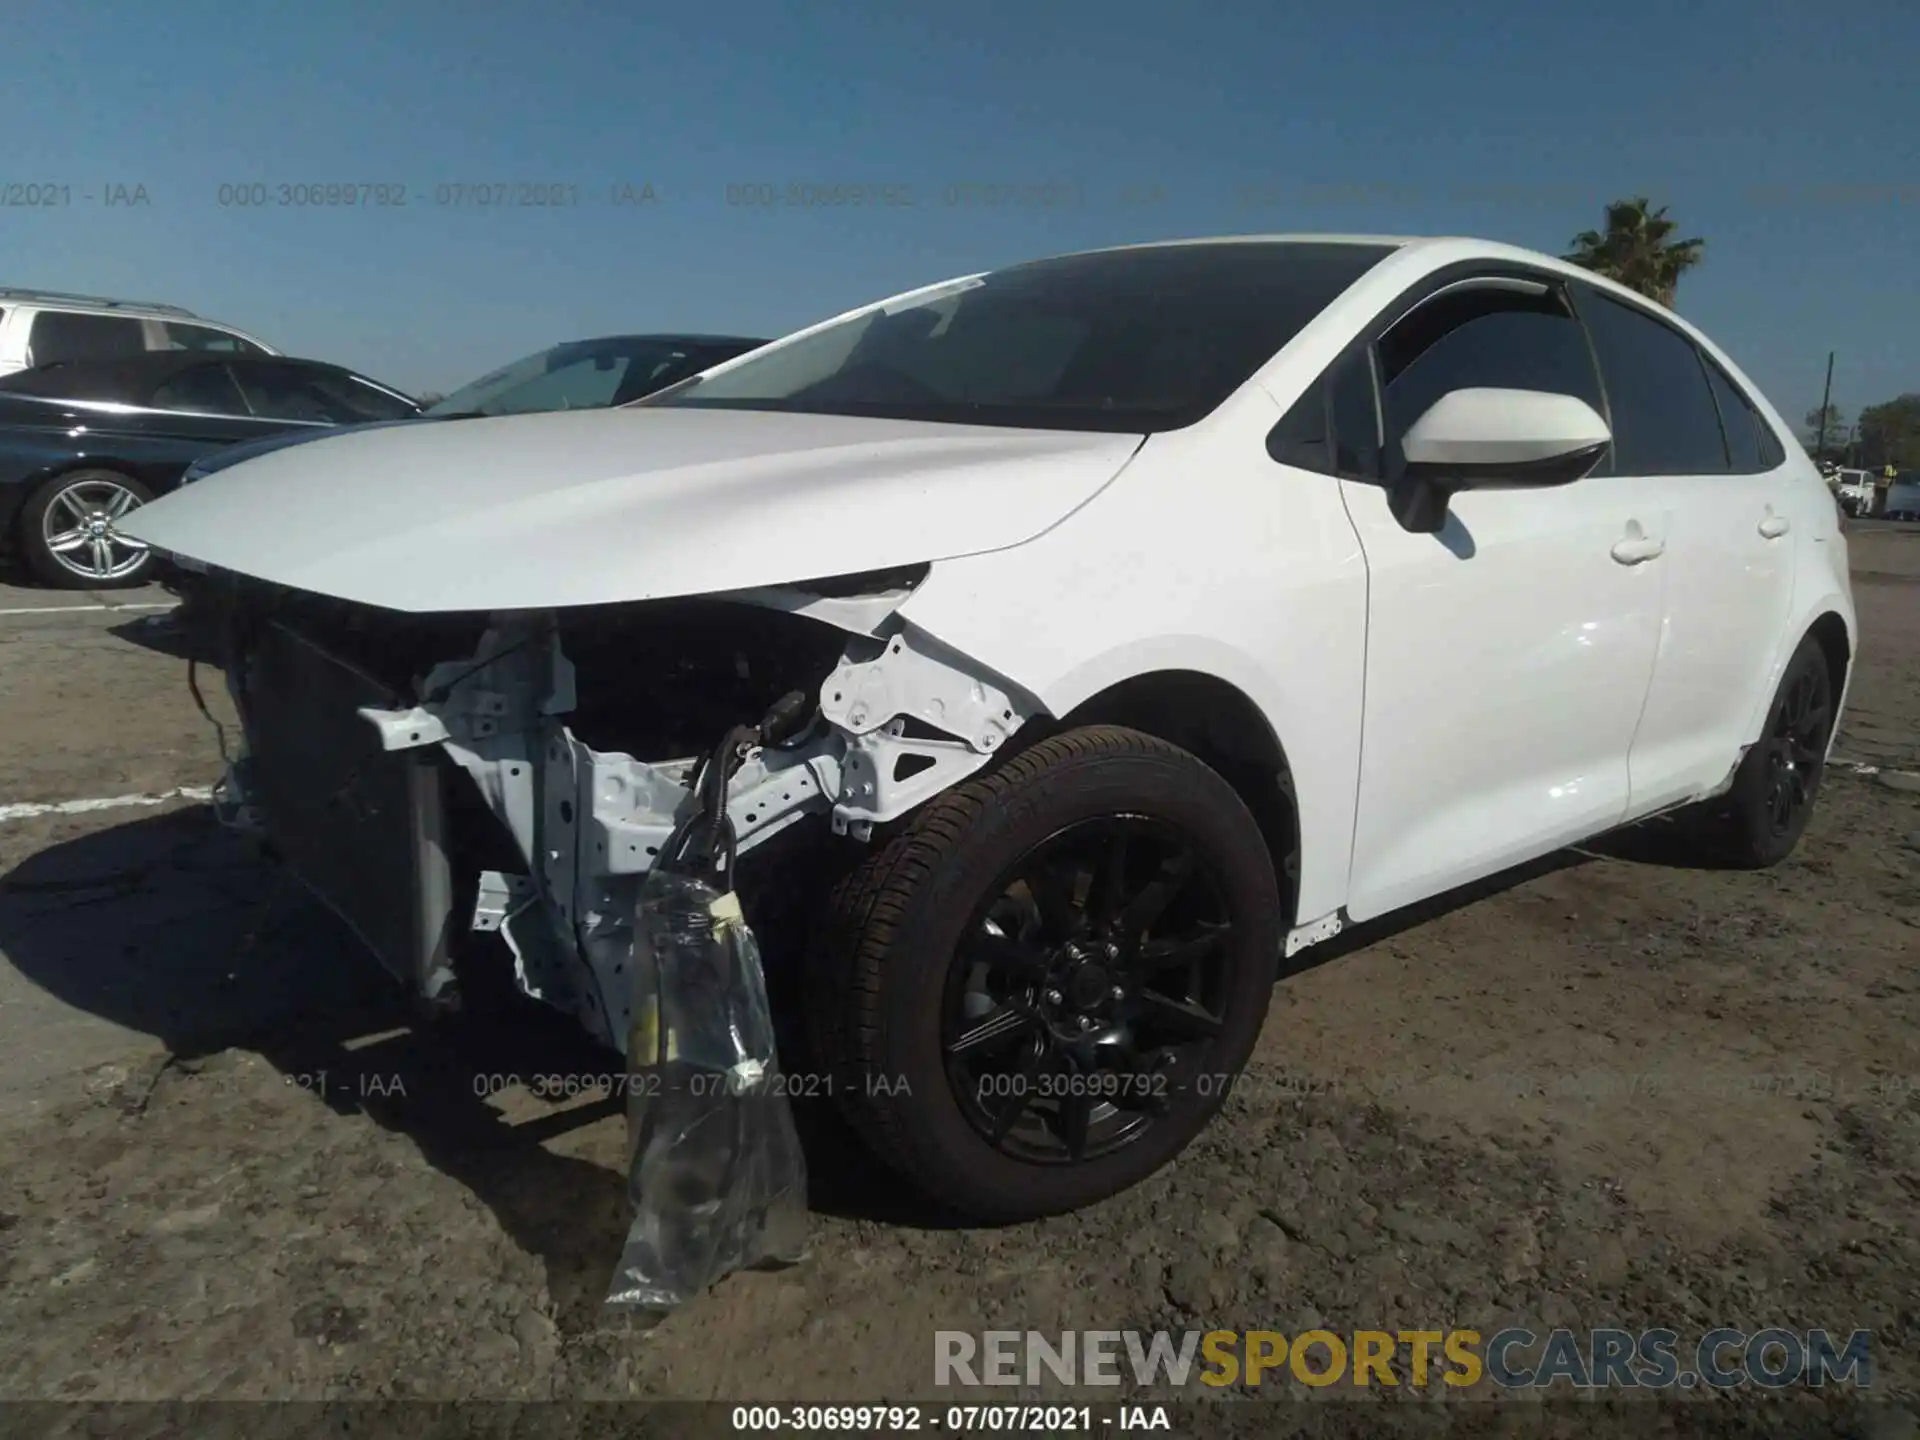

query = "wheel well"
1051;670;1301;925
1806;611;1852;700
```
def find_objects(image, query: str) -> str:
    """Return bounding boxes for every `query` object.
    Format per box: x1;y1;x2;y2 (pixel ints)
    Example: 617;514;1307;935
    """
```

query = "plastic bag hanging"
605;711;811;1318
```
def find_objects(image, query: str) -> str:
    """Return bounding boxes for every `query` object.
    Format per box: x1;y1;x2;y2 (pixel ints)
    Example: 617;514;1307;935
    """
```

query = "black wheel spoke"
1110;1040;1173;1114
988;1044;1046;1143
1800;705;1832;752
948;1005;1041;1056
1134;989;1223;1040
1057;1092;1094;1161
1027;859;1086;941
1769;775;1793;828
967;928;1051;983
942;812;1237;1167
1093;824;1132;930
1115;847;1196;939
1138;920;1231;975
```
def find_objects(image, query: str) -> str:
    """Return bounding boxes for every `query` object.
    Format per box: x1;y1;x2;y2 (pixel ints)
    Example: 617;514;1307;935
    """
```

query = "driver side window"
1375;283;1608;480
1270;277;1607;486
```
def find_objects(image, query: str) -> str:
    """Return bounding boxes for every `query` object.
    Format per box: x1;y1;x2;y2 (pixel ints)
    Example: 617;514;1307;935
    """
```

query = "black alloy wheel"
1759;660;1832;839
807;725;1285;1221
942;815;1235;1164
1694;633;1837;869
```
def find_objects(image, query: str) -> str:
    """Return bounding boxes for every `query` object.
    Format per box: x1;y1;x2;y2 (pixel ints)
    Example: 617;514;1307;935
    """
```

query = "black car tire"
1685;635;1836;869
18;469;156;590
805;725;1284;1221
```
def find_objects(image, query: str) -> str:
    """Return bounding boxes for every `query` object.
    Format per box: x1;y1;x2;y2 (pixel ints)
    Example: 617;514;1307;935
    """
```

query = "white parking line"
0;601;179;617
0;786;213;824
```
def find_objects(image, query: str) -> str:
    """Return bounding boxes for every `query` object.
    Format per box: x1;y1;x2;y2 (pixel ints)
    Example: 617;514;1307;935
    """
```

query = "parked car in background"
1886;477;1920;521
0;288;276;379
427;332;770;418
174;333;770;487
0;352;417;587
1833;468;1878;517
124;235;1855;1223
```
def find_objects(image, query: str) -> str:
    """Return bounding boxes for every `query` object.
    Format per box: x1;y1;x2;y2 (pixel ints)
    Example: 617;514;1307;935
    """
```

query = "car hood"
122;406;1144;613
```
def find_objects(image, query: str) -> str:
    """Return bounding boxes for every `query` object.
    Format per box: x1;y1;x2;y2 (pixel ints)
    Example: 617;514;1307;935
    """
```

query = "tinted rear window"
1699;356;1767;474
29;310;147;364
1574;287;1729;475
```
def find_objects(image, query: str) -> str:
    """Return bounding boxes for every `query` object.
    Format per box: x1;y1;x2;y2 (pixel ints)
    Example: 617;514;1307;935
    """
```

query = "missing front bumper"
222;600;1037;1053
226;618;460;1007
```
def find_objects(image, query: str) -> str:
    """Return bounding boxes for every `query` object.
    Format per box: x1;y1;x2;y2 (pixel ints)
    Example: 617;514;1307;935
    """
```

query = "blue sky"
5;0;1915;425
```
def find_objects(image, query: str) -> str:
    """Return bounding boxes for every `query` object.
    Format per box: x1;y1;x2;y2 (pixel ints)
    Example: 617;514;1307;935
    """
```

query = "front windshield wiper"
425;409;487;420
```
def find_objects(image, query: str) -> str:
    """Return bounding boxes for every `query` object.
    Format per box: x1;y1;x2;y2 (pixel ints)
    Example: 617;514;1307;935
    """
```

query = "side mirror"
1391;387;1612;534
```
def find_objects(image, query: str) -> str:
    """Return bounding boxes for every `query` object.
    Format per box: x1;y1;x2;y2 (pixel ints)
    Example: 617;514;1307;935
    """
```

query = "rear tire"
19;469;155;589
804;725;1284;1222
1688;635;1835;868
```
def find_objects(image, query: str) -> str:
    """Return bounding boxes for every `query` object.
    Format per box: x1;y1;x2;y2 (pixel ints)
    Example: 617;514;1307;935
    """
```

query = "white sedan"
123;234;1855;1221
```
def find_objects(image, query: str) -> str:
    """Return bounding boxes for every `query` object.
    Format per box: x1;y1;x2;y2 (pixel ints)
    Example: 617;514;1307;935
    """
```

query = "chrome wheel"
40;477;150;582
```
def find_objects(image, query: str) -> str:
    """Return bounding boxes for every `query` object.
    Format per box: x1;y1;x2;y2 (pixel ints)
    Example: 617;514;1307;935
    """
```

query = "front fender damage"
323;607;1037;1052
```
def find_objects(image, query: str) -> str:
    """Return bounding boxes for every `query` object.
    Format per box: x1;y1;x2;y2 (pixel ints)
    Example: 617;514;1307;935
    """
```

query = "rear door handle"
1759;514;1791;539
1610;534;1665;565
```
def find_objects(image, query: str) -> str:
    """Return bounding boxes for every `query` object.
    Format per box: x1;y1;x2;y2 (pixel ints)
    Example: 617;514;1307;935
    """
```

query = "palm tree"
1563;197;1706;308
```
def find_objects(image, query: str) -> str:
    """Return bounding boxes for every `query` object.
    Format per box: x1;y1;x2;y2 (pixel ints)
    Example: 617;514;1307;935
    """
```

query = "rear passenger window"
151;364;247;415
29;311;147;364
1699;356;1766;473
158;321;249;353
232;363;339;423
1575;288;1729;476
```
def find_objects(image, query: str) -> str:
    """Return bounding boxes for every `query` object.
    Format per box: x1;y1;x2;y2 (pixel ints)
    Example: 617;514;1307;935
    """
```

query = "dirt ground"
0;531;1915;1435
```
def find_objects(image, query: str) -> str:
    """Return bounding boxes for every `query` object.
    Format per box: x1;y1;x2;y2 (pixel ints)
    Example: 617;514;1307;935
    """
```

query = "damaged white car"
121;235;1856;1221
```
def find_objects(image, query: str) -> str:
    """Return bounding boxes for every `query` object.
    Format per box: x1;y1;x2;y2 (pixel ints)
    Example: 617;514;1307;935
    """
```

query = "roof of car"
1058;234;1422;259
0;352;385;403
1043;232;1718;331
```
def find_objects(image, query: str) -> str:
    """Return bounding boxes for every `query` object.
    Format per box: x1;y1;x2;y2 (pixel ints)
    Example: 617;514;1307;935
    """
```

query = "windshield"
645;242;1396;433
425;337;738;417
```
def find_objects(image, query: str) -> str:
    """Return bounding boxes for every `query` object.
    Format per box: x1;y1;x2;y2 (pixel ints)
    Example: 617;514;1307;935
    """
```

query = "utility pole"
1815;351;1835;463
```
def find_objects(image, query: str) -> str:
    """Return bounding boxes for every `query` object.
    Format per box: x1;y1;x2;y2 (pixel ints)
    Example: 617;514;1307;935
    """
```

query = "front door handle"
1610;533;1665;565
1759;513;1791;539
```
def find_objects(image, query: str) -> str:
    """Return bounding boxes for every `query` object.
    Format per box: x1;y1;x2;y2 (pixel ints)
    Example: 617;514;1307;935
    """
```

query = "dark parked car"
423;332;770;418
0;352;418;588
174;333;771;490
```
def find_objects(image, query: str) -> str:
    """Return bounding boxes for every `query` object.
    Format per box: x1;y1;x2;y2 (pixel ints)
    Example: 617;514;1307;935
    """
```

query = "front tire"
19;469;156;589
806;725;1285;1222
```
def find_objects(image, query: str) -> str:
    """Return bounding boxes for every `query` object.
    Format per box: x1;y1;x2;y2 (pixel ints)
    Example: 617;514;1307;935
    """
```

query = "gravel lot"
0;531;1915;1434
